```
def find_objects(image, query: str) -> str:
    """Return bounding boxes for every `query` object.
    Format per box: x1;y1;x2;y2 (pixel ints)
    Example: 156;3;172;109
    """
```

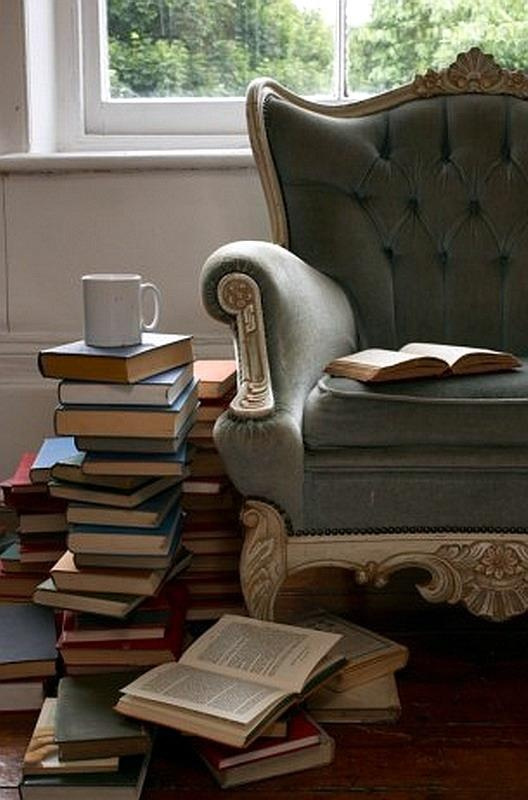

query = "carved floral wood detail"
355;541;528;622
240;500;287;619
217;273;274;419
413;47;528;99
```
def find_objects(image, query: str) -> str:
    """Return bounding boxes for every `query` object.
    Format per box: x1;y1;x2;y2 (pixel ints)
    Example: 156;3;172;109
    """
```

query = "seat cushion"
303;360;528;448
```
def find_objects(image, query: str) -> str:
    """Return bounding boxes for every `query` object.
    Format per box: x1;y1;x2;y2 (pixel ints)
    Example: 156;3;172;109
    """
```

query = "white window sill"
0;148;254;173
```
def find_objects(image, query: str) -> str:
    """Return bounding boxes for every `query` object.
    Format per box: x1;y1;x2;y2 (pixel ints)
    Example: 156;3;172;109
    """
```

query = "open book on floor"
325;342;521;383
115;614;346;747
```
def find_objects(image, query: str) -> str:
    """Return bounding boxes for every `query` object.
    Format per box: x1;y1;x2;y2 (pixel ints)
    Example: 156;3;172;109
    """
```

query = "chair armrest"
200;241;356;530
201;240;357;423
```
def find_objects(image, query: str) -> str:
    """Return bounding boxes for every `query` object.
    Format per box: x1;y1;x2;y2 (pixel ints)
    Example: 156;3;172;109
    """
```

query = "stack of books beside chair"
31;333;195;674
179;360;247;619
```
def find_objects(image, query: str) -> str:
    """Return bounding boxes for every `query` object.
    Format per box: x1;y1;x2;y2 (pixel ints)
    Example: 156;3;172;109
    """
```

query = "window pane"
106;0;335;98
347;0;528;95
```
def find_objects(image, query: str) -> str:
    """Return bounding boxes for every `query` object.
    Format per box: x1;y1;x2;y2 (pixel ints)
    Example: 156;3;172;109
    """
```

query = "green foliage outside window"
107;0;528;99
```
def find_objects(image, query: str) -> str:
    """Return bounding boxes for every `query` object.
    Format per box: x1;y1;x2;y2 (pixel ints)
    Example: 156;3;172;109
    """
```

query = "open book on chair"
325;342;521;383
115;614;345;748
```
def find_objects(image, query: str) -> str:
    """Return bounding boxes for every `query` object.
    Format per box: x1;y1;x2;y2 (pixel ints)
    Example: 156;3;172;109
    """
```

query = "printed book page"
120;663;286;724
335;348;425;368
180;615;342;693
400;342;510;366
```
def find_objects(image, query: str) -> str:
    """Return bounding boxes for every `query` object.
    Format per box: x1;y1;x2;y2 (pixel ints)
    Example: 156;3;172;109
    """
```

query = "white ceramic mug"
82;273;161;348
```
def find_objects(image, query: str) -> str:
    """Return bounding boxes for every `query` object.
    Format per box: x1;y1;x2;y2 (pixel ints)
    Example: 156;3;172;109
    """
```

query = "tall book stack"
32;333;196;674
0;452;68;602
180;360;247;620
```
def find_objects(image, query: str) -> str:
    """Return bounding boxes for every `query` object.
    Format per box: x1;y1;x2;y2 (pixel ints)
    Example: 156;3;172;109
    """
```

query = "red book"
194;360;236;400
194;710;322;769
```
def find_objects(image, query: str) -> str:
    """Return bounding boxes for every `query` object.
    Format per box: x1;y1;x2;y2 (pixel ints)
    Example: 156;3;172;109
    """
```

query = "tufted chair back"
250;53;528;354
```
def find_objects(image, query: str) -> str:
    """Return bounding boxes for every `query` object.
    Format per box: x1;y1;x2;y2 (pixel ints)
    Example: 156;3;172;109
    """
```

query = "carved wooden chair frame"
218;49;528;623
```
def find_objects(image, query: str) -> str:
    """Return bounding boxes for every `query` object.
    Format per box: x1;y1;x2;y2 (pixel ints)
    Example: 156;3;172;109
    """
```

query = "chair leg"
239;499;288;620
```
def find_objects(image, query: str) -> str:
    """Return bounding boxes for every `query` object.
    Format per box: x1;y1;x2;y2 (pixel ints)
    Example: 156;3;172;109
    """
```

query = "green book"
56;674;151;761
19;753;151;800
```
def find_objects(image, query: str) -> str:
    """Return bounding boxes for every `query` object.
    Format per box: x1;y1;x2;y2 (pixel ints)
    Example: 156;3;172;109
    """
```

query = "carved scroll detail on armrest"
217;273;274;418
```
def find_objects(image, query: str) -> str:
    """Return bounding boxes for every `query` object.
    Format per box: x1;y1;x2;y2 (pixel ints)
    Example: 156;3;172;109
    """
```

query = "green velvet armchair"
200;48;528;623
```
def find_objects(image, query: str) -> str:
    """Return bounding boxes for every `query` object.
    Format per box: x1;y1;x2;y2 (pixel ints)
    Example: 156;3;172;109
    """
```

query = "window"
59;0;528;152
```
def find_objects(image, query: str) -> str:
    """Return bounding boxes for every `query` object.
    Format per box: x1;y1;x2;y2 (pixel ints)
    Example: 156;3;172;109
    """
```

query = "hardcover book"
307;674;401;723
51;454;150;490
23;698;119;775
193;711;334;788
49;475;181;509
194;359;236;399
0;603;57;680
68;504;183;556
81;442;190;478
115;614;345;747
66;485;181;528
55;673;151;760
19;753;151;800
38;332;193;383
325;342;521;383
51;550;173;596
296;610;408;691
58;363;194;406
33;577;146;619
54;379;198;438
75;412;195;453
29;437;80;484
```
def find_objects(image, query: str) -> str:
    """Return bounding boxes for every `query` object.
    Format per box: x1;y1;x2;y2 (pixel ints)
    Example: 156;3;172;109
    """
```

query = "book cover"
66;484;181;528
29;438;80;484
0;603;57;680
82;441;190;477
56;673;151;760
33;577;146;619
194;359;236;399
23;698;119;775
58;363;194;406
51;550;169;596
68;504;183;555
19;753;151;800
49;475;181;509
38;332;193;383
55;379;198;438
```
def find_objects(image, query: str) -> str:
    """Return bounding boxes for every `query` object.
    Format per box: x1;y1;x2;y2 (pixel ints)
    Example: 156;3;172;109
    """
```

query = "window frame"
57;0;346;152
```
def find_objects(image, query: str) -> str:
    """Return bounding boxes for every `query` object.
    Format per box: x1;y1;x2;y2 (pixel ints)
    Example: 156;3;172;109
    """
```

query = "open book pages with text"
325;342;521;383
115;615;346;746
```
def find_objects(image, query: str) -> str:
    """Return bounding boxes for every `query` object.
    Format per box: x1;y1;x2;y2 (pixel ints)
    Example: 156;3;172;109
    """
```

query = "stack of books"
180;360;247;619
0;603;57;711
19;673;152;800
114;614;341;786
31;333;196;673
0;452;68;601
299;610;409;723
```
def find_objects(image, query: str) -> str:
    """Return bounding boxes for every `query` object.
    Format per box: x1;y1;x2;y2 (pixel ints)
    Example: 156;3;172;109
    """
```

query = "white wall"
0;165;269;478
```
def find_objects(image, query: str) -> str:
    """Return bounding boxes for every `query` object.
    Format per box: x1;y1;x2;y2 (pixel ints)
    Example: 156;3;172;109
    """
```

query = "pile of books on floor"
19;672;152;800
0;453;68;603
113;610;409;788
30;332;198;674
180;360;247;620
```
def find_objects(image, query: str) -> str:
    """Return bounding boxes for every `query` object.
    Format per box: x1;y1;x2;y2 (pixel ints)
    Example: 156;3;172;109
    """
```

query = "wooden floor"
2;573;528;800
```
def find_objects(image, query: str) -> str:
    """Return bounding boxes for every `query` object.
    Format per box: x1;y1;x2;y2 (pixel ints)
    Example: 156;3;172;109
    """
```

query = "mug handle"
140;282;161;331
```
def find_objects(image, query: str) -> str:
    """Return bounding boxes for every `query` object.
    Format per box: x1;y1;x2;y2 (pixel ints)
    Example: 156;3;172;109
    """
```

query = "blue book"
29;437;80;484
55;380;198;439
58;363;194;407
66;485;181;528
68;503;183;554
82;441;189;477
